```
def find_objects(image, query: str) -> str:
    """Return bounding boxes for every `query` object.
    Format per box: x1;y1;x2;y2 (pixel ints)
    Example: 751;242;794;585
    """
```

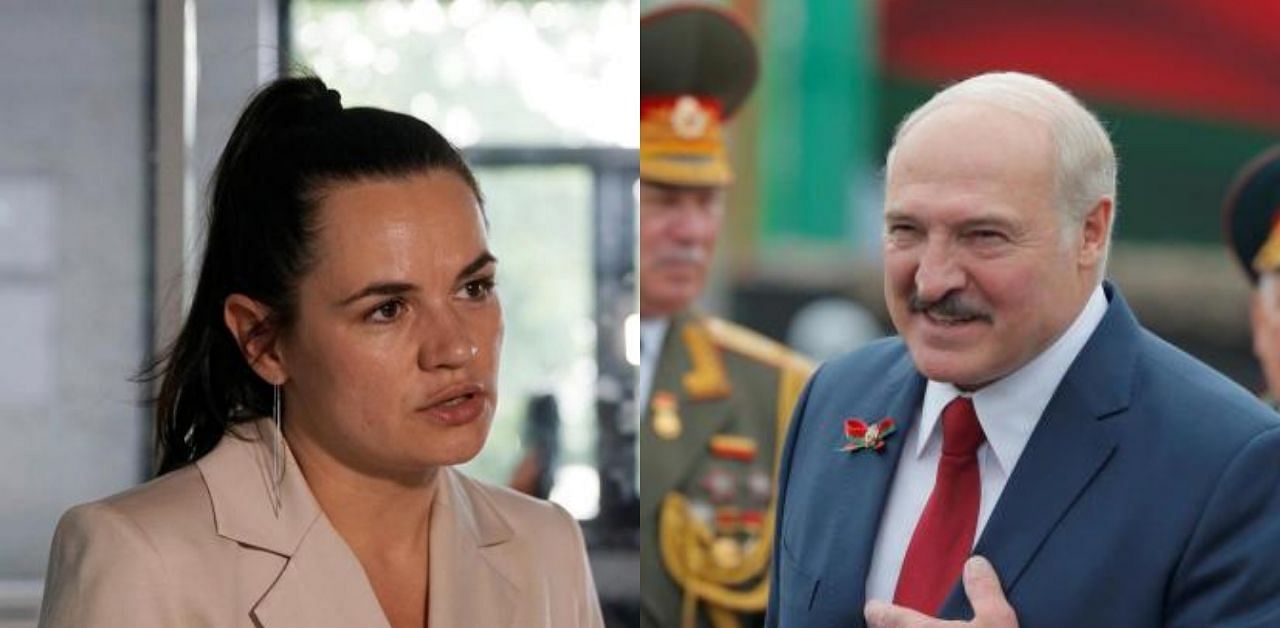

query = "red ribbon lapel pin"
840;417;897;454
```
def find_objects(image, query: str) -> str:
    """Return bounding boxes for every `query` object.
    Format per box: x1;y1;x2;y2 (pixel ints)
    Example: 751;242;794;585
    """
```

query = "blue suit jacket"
767;285;1280;627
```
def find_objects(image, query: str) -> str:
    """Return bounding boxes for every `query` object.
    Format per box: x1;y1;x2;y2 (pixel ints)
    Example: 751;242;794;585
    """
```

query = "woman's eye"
368;299;405;323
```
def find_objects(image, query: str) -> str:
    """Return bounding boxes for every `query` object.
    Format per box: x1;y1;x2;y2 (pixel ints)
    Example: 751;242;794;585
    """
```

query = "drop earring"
272;383;284;514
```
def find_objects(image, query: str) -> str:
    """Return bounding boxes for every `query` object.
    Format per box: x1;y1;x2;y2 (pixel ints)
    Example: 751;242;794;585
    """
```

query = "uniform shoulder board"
702;317;814;375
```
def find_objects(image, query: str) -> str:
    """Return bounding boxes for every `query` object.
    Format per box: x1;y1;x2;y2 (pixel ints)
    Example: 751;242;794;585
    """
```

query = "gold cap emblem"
670;95;709;140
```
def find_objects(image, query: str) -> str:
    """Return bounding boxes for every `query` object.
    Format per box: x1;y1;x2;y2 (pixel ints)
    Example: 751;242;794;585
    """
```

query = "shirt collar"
915;284;1109;474
640;318;669;364
637;318;671;405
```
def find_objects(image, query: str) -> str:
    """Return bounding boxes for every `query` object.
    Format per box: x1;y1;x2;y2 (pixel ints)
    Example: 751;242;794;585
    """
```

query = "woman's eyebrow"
337;281;418;306
456;252;498;280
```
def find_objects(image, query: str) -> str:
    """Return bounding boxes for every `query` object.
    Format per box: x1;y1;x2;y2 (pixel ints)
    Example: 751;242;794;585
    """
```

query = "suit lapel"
940;285;1137;618
251;517;392;628
838;355;927;611
198;419;391;628
427;468;519;627
639;313;735;526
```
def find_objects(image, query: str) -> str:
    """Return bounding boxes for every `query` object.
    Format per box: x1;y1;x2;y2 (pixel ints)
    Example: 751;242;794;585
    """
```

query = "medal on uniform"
651;391;683;440
711;506;744;569
710;536;743;569
746;469;772;505
700;467;737;503
708;434;758;462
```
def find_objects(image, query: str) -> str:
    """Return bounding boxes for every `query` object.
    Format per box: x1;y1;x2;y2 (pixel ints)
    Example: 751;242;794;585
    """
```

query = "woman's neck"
284;421;439;560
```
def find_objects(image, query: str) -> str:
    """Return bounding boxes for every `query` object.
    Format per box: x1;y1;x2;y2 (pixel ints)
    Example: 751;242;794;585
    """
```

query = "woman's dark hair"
142;76;482;475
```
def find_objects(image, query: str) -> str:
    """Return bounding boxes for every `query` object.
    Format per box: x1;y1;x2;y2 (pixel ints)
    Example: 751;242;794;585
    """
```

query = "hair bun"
304;87;343;120
322;88;342;112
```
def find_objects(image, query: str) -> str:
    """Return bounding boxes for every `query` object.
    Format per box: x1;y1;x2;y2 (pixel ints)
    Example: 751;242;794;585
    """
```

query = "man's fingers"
963;556;1019;627
864;599;934;628
864;561;1016;628
962;556;1003;603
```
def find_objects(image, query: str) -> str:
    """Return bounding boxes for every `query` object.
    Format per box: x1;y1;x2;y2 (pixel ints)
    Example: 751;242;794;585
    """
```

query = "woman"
38;77;604;628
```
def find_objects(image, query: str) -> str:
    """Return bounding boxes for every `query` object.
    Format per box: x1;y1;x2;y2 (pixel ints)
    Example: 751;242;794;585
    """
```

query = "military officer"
1223;146;1280;405
638;6;814;628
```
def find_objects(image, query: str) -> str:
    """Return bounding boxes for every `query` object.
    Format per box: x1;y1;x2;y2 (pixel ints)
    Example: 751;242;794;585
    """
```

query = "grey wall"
0;4;277;625
0;1;151;581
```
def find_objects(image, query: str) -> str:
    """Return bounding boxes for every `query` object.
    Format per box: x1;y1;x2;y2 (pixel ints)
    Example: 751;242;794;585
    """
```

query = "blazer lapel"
940;285;1137;618
198;419;391;628
251;518;393;628
836;355;927;611
427;467;519;627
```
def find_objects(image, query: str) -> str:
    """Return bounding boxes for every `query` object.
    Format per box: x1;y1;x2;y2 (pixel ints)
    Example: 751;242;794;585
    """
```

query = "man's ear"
1078;196;1113;269
223;294;287;385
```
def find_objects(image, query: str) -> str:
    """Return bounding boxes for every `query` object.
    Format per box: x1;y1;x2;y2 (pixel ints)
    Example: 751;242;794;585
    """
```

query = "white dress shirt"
864;285;1108;602
638;318;669;408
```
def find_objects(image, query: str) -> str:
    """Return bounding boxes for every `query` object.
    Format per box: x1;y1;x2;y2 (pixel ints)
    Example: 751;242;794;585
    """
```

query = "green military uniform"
640;312;812;628
639;7;812;625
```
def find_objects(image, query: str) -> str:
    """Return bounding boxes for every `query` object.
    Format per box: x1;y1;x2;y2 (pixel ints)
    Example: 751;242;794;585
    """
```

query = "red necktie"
893;396;986;614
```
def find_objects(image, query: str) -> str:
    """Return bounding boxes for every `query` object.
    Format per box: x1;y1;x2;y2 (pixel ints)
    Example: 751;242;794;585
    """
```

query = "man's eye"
969;230;1008;243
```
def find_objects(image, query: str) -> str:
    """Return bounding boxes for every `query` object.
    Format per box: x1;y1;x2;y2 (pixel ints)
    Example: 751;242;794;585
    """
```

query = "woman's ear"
223;294;288;385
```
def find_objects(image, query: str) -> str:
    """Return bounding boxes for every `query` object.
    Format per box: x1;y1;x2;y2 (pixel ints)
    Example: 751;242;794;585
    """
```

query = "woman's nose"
418;306;478;370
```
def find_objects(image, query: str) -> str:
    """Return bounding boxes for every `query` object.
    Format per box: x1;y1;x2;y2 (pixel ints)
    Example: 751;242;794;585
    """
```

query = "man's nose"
914;238;966;303
668;204;716;241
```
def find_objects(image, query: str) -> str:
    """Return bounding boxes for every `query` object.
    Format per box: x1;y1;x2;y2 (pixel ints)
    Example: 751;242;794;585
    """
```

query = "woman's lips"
417;386;487;426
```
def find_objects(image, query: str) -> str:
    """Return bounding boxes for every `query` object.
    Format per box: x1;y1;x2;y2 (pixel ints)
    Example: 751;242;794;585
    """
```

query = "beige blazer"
38;419;605;627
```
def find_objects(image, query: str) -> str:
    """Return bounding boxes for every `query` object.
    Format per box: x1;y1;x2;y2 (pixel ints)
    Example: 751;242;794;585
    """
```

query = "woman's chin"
411;417;493;468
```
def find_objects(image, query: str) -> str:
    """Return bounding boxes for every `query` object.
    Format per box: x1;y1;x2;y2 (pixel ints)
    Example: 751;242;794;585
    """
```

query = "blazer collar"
197;419;519;627
197;418;321;557
198;419;387;627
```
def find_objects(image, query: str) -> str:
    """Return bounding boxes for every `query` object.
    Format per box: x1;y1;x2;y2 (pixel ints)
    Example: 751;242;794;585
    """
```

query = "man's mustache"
908;291;992;322
652;247;705;265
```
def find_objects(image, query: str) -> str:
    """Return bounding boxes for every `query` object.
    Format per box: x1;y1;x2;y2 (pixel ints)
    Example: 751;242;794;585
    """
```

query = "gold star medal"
651;391;683;440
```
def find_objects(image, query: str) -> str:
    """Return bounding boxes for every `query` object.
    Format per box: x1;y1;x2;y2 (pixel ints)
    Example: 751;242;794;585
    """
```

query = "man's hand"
864;557;1019;628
